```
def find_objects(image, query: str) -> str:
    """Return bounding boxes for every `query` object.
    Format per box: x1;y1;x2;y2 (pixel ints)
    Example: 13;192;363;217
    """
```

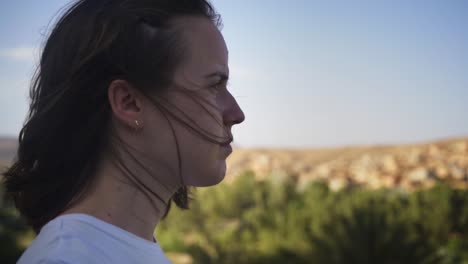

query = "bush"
156;172;468;264
0;185;33;264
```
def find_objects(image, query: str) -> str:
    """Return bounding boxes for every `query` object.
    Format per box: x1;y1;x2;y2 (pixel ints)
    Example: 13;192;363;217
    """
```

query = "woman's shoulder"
17;215;112;264
17;233;107;264
17;214;172;264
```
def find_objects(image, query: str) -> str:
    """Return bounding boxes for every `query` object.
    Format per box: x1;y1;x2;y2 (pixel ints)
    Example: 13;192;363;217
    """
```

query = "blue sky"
1;0;467;148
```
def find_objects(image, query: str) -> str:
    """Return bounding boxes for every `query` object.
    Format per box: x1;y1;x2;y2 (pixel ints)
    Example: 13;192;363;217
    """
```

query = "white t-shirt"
17;213;172;264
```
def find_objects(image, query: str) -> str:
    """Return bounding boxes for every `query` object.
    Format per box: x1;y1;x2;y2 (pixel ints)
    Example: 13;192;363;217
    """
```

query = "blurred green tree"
0;184;34;264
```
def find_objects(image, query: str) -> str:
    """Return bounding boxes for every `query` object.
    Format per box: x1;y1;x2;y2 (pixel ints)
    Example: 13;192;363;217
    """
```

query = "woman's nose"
223;91;245;127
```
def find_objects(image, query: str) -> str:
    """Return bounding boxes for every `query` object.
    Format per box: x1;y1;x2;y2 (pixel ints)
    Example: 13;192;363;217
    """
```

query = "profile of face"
135;16;245;188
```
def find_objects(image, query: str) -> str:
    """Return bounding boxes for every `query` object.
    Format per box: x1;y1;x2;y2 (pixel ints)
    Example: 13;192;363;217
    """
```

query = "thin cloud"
0;46;38;62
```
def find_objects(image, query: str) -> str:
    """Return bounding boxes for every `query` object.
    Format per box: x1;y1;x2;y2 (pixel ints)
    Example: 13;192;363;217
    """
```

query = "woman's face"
140;16;245;187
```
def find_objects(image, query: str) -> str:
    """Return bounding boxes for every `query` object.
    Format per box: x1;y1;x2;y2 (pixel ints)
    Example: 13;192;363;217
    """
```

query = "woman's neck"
62;156;180;242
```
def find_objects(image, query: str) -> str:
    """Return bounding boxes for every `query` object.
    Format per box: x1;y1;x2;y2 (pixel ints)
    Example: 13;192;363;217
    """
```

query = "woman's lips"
220;142;233;155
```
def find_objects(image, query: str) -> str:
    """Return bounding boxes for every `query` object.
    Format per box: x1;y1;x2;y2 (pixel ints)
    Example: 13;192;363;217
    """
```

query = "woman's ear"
108;79;144;129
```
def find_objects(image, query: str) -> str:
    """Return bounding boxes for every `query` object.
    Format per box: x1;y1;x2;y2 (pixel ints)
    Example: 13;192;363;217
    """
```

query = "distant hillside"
226;137;468;191
0;137;17;167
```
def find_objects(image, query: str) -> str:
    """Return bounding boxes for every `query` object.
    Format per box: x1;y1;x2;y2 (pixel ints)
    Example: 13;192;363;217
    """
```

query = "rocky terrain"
226;138;468;191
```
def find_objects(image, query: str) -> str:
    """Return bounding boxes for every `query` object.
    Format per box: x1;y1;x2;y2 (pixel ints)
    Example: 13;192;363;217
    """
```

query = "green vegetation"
1;171;468;263
156;171;468;264
0;185;34;264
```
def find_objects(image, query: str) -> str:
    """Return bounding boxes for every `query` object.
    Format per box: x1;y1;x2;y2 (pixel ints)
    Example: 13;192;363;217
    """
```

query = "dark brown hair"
2;0;221;232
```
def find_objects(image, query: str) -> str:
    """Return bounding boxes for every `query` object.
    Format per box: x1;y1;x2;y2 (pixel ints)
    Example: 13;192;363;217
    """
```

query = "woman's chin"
188;162;226;187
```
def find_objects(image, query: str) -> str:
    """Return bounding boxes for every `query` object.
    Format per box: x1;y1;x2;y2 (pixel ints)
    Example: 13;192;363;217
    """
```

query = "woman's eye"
210;81;227;92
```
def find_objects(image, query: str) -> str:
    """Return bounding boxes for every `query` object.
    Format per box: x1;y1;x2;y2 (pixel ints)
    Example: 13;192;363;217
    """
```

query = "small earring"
134;120;141;130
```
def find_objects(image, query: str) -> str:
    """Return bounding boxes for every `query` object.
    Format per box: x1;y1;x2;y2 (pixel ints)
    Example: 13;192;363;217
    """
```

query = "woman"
3;0;244;263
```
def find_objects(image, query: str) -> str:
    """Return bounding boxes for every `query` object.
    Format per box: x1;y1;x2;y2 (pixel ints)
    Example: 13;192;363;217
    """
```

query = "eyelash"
211;80;228;91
